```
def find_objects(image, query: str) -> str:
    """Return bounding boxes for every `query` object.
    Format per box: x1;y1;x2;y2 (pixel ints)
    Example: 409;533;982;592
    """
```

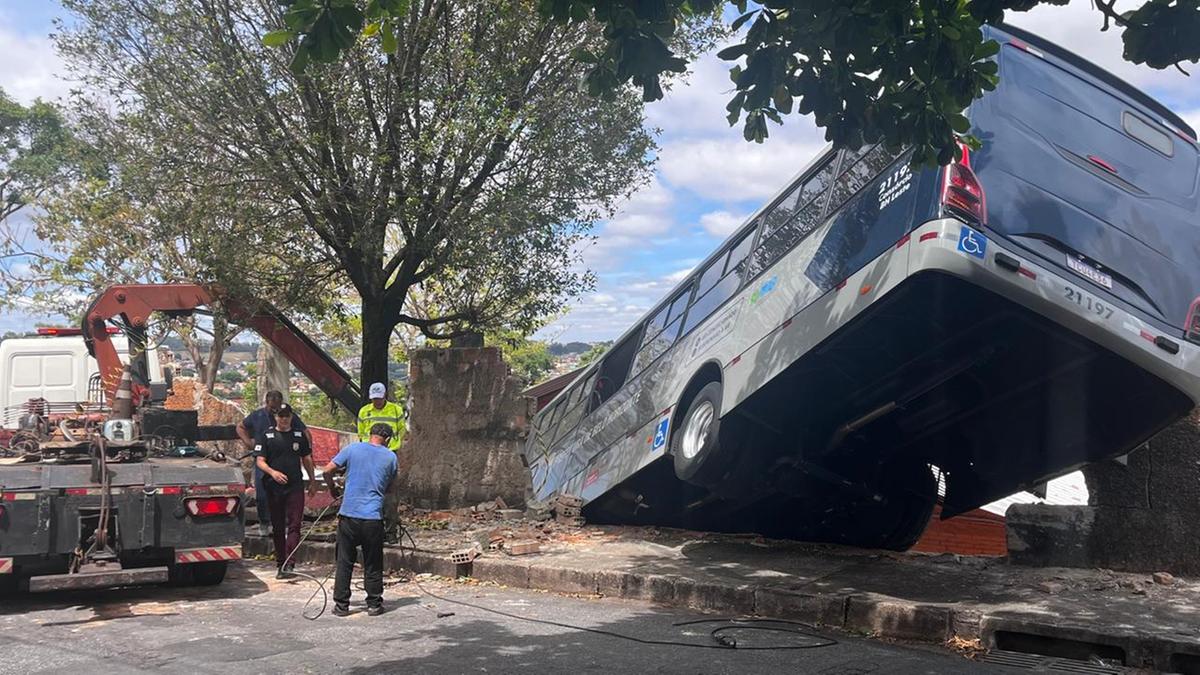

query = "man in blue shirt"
320;423;399;616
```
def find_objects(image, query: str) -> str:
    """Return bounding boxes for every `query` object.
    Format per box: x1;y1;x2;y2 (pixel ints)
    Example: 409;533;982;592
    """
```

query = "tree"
495;333;554;384
218;369;246;384
0;97;335;391
58;0;681;388
277;0;1200;166
0;89;75;222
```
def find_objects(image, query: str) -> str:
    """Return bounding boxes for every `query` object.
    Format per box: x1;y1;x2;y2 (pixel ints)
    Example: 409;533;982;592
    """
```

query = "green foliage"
578;341;609;367
290;387;357;432
496;334;554;385
0;89;78;221
57;0;662;388
273;0;1200;166
217;369;245;384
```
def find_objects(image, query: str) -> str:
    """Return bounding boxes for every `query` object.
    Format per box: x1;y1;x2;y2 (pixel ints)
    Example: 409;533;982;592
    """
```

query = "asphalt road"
0;561;1036;674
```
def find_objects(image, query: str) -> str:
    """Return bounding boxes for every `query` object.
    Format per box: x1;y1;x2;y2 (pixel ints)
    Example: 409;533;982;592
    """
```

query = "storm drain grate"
982;649;1124;674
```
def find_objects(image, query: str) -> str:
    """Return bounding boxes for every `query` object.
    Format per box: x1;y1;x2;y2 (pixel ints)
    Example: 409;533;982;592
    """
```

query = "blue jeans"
254;465;271;529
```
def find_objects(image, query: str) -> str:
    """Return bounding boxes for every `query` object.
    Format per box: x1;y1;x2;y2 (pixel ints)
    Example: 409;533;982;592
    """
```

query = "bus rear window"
1122;111;1173;157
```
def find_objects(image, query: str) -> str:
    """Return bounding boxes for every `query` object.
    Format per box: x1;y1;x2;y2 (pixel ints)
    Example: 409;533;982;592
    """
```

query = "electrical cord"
393;524;839;652
280;512;839;651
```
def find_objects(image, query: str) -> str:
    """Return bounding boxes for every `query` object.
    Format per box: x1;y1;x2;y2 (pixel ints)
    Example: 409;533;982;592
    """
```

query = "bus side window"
589;326;644;411
681;225;755;336
631;284;692;376
748;156;838;278
551;371;595;443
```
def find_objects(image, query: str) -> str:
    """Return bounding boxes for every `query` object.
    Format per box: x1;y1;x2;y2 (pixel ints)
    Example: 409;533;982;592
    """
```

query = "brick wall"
911;505;1007;556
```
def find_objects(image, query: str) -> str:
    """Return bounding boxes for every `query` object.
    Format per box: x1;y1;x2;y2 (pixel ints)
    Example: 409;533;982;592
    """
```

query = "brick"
506;540;541;556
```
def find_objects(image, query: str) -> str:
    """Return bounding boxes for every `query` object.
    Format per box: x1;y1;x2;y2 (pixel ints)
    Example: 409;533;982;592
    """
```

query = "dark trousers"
267;487;304;567
334;516;385;609
253;466;271;529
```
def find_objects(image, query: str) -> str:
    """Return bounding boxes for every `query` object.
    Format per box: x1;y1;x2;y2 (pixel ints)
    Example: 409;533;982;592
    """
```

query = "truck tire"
672;381;732;487
190;561;228;586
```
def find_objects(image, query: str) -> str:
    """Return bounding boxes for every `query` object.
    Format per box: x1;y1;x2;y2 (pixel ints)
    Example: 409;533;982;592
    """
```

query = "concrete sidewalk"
245;524;1200;672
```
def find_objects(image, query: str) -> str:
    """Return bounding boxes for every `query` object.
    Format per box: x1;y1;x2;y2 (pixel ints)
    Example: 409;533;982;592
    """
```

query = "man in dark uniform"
321;423;398;616
253;404;317;578
237;390;312;536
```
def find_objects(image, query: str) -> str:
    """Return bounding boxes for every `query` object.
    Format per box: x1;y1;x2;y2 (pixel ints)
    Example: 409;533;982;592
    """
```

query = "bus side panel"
723;156;931;417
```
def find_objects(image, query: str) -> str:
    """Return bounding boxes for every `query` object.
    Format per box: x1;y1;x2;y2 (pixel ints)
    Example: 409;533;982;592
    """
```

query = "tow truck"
0;284;360;592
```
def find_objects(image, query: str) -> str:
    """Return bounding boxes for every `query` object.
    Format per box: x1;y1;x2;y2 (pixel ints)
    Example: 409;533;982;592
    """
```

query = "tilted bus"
522;23;1200;550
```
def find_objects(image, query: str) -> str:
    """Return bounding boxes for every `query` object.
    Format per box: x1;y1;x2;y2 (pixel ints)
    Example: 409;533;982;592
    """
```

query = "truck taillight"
1186;297;1200;344
185;496;238;517
941;143;987;225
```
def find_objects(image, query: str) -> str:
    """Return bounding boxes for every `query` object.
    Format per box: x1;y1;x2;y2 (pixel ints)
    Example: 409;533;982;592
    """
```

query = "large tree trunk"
359;300;395;394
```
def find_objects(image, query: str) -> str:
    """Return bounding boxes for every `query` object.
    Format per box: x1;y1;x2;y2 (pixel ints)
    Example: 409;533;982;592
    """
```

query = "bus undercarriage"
586;271;1193;550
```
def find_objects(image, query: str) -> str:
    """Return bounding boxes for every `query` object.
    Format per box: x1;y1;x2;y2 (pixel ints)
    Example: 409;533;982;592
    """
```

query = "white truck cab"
0;329;164;415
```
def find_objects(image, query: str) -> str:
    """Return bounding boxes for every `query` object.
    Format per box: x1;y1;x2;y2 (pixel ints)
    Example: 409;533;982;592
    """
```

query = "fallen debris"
1153;572;1175;586
505;540;540;556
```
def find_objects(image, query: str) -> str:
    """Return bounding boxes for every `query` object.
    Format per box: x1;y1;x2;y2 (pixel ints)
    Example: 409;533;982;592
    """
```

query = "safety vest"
357;401;405;451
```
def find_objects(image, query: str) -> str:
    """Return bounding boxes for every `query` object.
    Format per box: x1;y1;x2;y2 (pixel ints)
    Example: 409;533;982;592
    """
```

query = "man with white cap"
357;382;405;540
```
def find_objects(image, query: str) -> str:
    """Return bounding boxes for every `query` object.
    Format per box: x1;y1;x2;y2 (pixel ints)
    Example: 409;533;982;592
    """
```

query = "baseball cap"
370;422;394;440
368;382;386;399
273;403;294;418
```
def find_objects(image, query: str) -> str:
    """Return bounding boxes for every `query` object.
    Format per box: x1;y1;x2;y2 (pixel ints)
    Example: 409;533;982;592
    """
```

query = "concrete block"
845;595;951;642
505;541;540;556
755;587;847;627
527;565;598;595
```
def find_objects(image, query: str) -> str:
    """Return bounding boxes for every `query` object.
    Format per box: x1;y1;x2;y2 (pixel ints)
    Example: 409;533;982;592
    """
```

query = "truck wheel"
672;381;732;487
190;561;228;586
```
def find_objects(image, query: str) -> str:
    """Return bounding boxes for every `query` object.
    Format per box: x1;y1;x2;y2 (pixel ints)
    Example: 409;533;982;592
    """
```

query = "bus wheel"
672;381;731;486
861;461;938;551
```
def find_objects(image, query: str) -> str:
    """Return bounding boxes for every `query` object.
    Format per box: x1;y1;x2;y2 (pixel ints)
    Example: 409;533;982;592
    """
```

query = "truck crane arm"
81;284;361;414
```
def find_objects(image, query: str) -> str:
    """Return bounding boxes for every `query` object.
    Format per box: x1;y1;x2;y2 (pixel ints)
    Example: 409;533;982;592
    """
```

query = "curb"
244;535;1199;670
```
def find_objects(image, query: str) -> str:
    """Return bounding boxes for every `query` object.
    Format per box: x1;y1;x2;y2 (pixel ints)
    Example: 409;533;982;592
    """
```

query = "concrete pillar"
398;346;532;509
1008;411;1200;575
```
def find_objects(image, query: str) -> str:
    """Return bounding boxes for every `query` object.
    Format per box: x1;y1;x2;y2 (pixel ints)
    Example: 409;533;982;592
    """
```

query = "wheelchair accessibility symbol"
957;226;987;260
652;417;670;452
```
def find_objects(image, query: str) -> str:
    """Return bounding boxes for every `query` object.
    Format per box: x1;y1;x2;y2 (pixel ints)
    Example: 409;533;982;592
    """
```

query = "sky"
1;1;1198;342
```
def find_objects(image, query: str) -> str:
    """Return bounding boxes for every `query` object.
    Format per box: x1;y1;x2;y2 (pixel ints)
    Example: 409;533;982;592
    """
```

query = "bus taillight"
941;144;987;225
1186;297;1200;345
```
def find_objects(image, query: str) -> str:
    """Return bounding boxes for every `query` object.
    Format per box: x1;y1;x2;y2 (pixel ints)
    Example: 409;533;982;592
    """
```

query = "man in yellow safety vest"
357;382;406;541
357;382;405;450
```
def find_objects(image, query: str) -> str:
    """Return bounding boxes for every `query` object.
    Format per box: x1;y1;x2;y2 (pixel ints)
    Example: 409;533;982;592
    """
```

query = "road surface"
0;561;1043;674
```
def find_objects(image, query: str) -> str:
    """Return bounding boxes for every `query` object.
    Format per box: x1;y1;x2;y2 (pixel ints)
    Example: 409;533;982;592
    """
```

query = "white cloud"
0;25;70;104
1008;3;1196;95
698;209;751;237
647;53;742;137
659;133;827;202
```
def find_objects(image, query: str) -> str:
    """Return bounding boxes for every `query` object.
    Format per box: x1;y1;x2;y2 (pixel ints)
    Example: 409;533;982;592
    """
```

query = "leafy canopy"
270;0;1200;166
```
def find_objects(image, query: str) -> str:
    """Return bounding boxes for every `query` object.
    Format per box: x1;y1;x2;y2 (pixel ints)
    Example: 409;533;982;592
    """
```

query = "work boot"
332;605;350;617
367;605;385;616
277;563;295;579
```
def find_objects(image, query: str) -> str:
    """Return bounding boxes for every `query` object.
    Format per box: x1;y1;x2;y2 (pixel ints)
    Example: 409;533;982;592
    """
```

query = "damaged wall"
398;346;531;509
1008;411;1200;575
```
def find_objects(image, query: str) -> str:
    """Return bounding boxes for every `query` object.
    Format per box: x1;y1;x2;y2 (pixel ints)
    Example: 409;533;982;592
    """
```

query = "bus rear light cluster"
1186;297;1200;345
185;496;238;517
941;143;987;225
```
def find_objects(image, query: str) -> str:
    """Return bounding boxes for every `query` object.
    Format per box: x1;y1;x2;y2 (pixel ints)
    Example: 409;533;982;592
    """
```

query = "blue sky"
1;0;1197;341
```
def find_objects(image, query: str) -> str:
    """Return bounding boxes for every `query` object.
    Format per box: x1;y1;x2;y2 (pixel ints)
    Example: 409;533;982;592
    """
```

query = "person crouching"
321;422;399;616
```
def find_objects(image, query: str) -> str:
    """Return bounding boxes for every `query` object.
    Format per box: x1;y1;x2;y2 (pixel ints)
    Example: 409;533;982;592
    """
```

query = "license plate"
1066;256;1113;289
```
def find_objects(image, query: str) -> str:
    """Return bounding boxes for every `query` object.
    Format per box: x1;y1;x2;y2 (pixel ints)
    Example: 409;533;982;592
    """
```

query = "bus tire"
672;381;730;486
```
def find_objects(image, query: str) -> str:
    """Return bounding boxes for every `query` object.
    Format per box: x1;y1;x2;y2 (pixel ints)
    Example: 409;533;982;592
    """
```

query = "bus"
521;22;1200;550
